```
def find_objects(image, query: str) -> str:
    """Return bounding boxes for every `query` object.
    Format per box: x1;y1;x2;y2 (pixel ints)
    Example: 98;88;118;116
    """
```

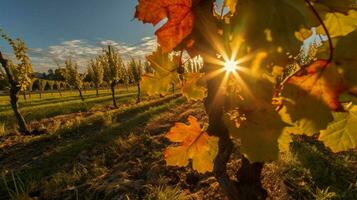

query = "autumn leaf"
229;0;315;58
287;60;345;111
140;47;180;96
224;0;238;14
182;72;207;101
316;10;357;38
294;28;313;42
334;30;357;88
224;106;288;162
135;0;194;52
281;60;345;135
224;70;289;162
319;106;357;152
164;116;219;173
313;0;357;17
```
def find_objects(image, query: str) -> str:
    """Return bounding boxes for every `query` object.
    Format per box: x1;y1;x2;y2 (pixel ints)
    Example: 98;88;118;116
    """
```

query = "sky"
0;0;157;72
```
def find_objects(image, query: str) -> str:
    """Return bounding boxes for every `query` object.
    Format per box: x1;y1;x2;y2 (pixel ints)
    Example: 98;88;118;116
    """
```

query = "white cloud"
26;36;157;72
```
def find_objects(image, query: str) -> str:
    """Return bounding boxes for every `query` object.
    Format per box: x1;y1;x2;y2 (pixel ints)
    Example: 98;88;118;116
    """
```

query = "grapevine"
134;0;357;199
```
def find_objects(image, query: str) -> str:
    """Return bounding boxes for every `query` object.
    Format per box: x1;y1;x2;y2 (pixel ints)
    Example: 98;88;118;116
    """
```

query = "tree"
102;45;124;108
0;68;7;90
87;57;103;96
135;0;357;199
38;79;47;99
129;58;143;103
64;58;84;101
122;66;130;92
0;30;32;135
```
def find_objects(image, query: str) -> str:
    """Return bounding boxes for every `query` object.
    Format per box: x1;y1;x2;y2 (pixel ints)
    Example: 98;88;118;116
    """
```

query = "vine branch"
304;0;334;64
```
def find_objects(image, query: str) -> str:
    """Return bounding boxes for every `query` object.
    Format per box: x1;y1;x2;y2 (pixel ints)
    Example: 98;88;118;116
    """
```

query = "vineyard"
1;0;357;199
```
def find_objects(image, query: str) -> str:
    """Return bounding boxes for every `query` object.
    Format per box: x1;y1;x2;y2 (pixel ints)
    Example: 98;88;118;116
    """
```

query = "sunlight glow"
224;60;239;73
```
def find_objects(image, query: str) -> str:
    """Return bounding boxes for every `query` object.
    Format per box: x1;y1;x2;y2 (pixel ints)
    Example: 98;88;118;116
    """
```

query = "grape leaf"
281;60;344;135
182;72;207;101
295;28;313;42
287;60;345;111
224;70;289;162
141;47;180;96
135;0;194;52
278;126;304;153
312;0;357;14
281;86;333;136
230;0;315;58
224;0;238;14
164;116;219;173
319;106;357;152
334;30;357;88
317;10;357;38
224;106;288;162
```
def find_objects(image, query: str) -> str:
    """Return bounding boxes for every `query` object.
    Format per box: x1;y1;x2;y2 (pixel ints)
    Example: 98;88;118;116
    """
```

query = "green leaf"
141;47;180;96
230;0;315;58
224;0;238;14
181;72;207;101
317;10;357;38
282;84;334;136
334;30;357;88
224;106;287;162
224;71;288;162
278;126;304;153
313;0;357;14
319;106;357;152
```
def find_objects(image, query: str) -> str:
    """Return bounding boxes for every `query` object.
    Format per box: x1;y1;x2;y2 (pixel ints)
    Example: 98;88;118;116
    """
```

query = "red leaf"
288;60;345;111
135;0;194;52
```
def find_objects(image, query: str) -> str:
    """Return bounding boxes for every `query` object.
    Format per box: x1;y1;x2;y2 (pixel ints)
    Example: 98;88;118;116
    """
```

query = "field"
1;88;357;200
1;0;357;199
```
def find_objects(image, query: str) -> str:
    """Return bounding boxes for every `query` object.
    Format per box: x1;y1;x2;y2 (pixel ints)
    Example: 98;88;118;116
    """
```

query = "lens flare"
224;60;239;73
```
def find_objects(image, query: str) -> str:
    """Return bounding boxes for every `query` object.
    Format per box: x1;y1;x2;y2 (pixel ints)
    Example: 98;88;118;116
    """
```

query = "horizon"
0;0;157;72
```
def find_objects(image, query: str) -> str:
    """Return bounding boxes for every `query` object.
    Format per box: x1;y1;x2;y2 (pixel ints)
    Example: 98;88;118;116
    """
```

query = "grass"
0;89;120;111
0;95;185;199
147;185;187;200
281;135;357;200
0;88;138;129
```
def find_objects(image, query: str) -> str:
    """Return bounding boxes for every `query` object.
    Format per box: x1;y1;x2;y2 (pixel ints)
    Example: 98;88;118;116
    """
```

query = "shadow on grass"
0;92;137;128
284;135;357;199
0;96;184;199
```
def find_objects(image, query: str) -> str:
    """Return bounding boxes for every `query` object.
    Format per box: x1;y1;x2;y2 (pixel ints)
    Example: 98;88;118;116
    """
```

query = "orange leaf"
164;116;219;173
135;0;194;52
288;60;345;110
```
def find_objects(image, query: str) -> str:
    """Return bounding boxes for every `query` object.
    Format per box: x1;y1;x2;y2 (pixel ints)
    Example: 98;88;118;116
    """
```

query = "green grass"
0;88;138;129
0;87;134;109
0;95;184;199
282;135;357;200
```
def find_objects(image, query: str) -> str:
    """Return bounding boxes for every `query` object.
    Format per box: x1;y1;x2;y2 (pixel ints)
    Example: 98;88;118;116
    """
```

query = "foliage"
129;58;142;84
0;30;33;91
64;58;83;90
135;0;357;178
87;58;104;89
164;115;218;173
141;47;180;96
101;46;124;85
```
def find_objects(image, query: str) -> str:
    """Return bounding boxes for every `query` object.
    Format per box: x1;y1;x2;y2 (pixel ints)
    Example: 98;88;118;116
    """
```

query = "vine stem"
304;0;334;64
274;0;334;107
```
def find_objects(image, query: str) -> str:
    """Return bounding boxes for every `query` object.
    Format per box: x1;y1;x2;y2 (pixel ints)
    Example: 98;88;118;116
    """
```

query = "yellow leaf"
224;106;288;162
141;47;180;96
182;72;207;101
224;0;238;14
317;10;357;37
294;28;312;41
164;116;219;173
319;106;357;152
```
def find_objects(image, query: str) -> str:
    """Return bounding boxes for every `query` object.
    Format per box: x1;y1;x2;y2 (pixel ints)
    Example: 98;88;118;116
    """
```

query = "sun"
224;60;239;73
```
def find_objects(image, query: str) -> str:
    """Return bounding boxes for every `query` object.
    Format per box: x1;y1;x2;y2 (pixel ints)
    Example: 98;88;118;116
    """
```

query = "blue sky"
0;0;157;72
